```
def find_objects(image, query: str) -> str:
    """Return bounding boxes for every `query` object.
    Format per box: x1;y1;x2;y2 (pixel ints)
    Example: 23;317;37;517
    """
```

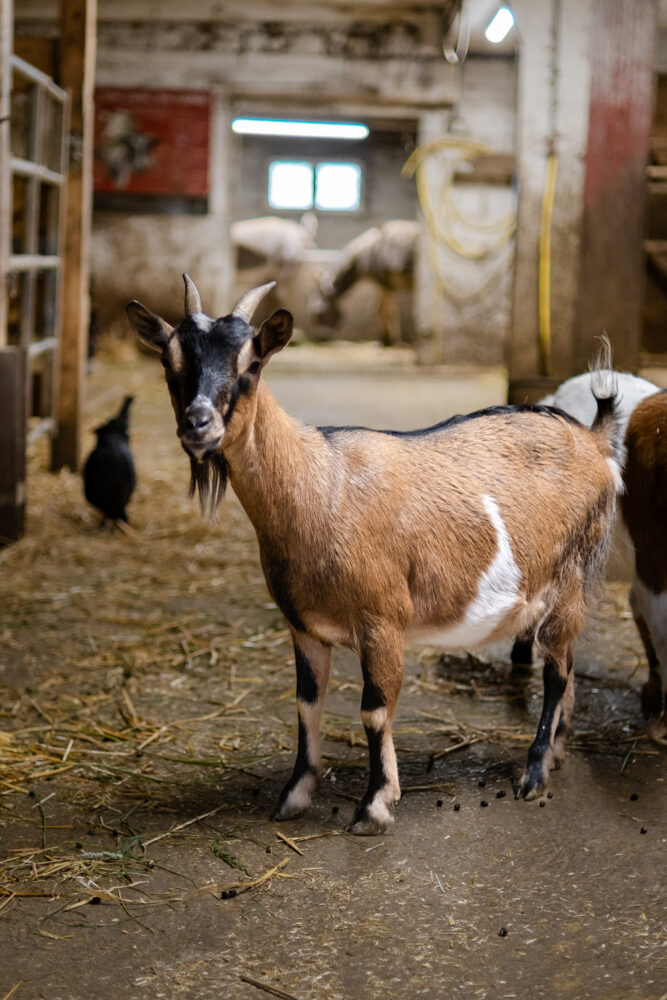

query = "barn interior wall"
16;2;524;358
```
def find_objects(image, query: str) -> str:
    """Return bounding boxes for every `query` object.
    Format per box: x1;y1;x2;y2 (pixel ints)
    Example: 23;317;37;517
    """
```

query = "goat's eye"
248;360;261;375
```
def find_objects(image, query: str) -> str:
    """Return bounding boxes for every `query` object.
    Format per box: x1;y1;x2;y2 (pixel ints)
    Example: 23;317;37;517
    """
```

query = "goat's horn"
232;281;276;323
183;274;202;315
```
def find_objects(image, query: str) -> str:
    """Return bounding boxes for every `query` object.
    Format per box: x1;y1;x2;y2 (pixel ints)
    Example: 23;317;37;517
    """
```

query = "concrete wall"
414;57;518;365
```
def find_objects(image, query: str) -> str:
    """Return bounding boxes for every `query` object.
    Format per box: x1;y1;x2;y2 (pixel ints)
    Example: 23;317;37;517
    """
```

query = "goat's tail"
589;334;623;475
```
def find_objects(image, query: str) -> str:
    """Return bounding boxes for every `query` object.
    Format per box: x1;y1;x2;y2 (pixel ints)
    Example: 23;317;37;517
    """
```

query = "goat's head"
308;272;340;329
126;275;293;512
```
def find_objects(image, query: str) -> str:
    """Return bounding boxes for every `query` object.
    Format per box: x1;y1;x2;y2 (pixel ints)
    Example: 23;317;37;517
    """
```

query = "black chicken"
83;396;136;523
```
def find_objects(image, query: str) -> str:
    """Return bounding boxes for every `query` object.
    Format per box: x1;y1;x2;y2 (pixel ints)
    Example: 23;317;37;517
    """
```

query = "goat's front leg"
519;647;572;800
274;631;331;821
349;633;404;835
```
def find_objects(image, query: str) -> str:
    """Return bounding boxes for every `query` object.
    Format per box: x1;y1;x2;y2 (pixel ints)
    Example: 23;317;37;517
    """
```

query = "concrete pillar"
508;0;594;401
508;0;656;401
572;0;656;374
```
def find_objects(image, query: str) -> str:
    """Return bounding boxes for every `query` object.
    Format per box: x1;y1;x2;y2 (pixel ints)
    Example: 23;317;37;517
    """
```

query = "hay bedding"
0;352;652;910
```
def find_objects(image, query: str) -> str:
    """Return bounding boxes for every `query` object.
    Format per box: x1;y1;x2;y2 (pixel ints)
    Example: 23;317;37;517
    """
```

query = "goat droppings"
221;889;237;899
453;803;461;812
498;927;508;938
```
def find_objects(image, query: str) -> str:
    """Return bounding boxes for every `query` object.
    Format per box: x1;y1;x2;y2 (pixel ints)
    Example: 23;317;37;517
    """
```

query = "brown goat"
126;278;621;834
621;390;667;732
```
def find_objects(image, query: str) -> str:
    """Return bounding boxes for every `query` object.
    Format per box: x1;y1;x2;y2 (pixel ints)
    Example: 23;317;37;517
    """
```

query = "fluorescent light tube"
485;7;514;44
232;119;369;140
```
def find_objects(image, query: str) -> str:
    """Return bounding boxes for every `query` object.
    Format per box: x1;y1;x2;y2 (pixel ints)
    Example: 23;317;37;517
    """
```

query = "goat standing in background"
510;372;667;736
127;279;621;834
622;390;667;734
309;220;419;346
83;396;136;525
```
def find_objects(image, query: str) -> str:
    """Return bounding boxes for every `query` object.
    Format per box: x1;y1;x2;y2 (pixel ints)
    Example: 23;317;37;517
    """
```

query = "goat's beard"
188;451;229;519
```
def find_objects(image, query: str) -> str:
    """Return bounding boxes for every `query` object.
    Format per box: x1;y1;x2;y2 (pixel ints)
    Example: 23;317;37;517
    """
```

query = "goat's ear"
126;301;174;352
253;309;293;362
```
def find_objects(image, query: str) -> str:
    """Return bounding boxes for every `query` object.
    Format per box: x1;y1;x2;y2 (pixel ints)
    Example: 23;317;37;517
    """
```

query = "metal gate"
0;31;70;540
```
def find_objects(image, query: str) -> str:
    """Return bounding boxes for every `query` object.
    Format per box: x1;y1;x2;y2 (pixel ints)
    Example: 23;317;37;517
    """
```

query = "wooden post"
51;0;97;471
208;89;234;316
571;0;656;374
0;0;12;345
0;348;27;542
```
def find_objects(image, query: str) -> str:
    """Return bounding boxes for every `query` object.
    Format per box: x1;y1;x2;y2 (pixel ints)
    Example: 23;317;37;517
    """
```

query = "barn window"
314;163;362;210
268;159;362;212
268;161;314;210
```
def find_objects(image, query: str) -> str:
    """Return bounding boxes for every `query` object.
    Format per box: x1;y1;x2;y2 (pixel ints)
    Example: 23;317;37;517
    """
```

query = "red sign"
94;88;210;196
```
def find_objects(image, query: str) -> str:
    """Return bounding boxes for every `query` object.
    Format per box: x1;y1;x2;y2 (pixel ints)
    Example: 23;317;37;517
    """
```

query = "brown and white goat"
127;278;621;834
309;220;419;346
510;373;667;735
621;390;667;732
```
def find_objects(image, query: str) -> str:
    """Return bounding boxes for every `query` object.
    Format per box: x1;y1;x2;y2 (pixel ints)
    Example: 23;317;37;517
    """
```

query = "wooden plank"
0;0;12;347
9;254;61;271
51;0;97;471
0;347;28;544
11;158;65;185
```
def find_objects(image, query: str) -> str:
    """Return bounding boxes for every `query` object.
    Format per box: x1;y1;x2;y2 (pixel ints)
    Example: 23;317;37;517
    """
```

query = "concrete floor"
0;345;665;1000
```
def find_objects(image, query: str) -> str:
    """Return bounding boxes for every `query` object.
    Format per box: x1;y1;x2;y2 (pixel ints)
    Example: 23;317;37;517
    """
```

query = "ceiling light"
485;7;515;44
231;118;369;140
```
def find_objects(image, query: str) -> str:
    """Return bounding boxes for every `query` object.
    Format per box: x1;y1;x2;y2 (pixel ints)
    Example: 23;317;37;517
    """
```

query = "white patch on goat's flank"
409;494;522;650
630;580;667;688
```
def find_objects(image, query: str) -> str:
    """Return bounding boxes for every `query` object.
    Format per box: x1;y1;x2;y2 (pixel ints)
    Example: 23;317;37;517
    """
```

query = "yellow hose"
402;136;517;300
538;153;558;376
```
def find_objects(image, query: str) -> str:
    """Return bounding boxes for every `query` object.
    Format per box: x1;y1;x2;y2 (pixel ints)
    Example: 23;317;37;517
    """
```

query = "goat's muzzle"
180;401;224;461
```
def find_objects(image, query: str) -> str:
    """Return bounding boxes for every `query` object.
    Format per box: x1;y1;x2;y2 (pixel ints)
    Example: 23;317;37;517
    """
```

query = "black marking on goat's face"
157;311;264;516
160;312;260;460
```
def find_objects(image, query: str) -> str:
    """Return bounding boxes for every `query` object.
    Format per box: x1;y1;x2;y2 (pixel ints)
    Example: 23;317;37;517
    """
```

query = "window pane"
315;162;361;211
268;161;313;210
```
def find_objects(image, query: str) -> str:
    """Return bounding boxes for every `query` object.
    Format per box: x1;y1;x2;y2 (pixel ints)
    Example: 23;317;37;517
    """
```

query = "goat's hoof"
346;815;390;836
273;771;317;821
347;794;395;836
518;768;546;801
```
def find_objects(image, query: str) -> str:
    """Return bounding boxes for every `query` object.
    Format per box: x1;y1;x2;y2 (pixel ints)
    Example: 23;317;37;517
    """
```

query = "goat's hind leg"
349;633;404;836
274;631;331;821
519;643;573;800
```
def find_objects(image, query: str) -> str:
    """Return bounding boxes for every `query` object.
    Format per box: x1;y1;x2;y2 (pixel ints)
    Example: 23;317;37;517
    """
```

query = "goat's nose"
184;405;213;434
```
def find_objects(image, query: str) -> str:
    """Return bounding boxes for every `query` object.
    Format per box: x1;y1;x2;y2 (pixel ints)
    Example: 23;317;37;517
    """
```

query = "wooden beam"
0;348;27;543
51;0;97;471
0;0;12;347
